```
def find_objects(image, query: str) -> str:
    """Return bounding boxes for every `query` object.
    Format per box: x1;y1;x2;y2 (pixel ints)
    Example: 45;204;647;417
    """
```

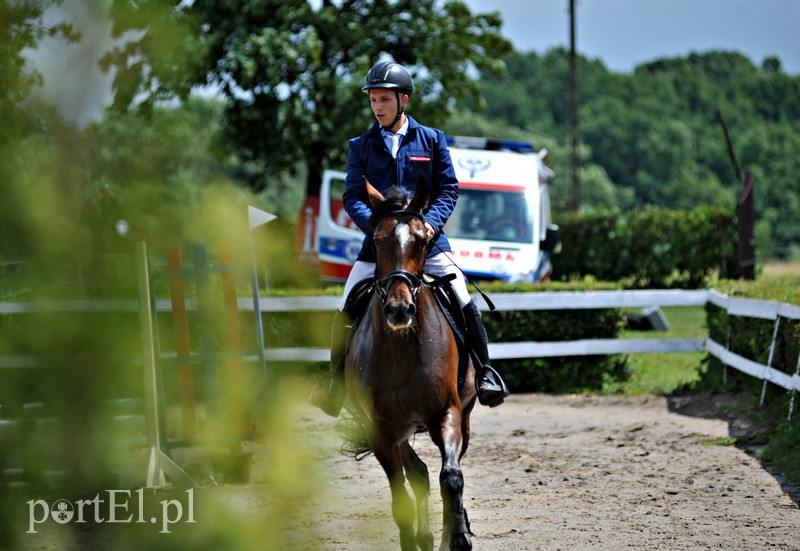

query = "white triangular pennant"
248;205;277;229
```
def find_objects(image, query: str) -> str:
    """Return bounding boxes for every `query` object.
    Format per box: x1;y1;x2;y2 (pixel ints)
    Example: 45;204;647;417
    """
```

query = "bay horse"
345;176;477;551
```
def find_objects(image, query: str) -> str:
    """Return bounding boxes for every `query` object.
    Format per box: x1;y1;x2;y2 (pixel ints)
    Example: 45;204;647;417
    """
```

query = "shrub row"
553;206;737;288
696;279;800;397
483;307;628;393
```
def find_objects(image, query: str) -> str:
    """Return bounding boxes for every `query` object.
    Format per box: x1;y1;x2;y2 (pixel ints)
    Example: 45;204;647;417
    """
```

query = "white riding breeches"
338;252;472;311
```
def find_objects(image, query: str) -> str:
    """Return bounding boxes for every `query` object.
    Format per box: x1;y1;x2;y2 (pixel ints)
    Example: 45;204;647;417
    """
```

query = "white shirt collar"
381;118;409;138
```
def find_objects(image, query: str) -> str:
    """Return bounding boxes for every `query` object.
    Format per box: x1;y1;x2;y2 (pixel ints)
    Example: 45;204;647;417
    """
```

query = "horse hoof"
450;532;472;550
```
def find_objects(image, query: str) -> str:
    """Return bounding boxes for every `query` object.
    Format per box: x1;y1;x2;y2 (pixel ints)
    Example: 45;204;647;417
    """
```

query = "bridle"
373;209;428;307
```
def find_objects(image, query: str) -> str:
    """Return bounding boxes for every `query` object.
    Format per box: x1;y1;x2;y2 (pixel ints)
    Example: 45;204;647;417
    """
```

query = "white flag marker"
248;205;277;229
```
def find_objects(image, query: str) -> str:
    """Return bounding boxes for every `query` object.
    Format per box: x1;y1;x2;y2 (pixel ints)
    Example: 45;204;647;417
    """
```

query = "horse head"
366;175;430;331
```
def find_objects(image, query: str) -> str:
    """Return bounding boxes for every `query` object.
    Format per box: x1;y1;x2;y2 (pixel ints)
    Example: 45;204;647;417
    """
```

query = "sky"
463;0;800;74
28;0;800;124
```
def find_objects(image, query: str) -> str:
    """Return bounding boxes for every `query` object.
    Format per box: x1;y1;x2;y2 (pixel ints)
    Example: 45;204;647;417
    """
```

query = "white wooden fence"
2;288;799;403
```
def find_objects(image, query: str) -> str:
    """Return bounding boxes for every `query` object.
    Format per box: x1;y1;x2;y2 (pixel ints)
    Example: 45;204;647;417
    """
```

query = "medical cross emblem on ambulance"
458;155;490;179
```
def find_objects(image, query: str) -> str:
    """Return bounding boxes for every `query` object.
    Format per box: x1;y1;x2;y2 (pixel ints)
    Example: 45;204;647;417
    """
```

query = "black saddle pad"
343;277;375;326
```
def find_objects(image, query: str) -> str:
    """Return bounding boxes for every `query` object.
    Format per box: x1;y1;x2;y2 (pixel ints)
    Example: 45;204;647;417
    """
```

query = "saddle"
343;274;473;388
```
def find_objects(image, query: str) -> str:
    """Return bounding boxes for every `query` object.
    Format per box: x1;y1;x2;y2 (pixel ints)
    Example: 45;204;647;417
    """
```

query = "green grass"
698;435;737;447
613;306;707;395
760;423;800;484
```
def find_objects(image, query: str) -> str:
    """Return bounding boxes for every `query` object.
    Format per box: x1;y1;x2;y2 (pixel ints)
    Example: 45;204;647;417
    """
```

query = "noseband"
373;209;427;306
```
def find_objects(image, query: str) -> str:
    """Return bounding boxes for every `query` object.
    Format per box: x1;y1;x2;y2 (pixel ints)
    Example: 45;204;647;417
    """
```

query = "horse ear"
408;175;429;213
366;180;385;208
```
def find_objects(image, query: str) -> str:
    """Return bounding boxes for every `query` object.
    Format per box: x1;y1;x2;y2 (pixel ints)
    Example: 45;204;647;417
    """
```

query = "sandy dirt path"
258;393;800;550
16;393;800;550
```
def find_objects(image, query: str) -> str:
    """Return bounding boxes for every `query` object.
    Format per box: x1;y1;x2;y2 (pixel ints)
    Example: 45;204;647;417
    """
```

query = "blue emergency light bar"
445;135;535;153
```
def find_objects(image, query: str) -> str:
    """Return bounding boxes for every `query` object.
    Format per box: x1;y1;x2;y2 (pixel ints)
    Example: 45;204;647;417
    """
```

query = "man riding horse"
310;60;509;416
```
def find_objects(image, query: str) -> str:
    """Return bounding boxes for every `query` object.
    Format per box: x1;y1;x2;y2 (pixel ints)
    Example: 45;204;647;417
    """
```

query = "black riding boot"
462;301;509;407
308;310;350;417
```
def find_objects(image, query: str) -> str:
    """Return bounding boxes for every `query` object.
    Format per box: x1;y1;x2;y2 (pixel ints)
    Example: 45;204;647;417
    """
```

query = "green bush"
711;278;800;305
484;308;629;393
700;304;799;397
696;278;800;403
554;206;737;288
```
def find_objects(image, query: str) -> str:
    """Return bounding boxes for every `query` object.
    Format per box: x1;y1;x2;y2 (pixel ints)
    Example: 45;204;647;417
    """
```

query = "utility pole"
569;0;580;210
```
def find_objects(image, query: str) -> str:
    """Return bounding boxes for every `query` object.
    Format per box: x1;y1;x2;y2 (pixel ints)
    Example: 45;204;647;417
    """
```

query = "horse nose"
383;300;415;327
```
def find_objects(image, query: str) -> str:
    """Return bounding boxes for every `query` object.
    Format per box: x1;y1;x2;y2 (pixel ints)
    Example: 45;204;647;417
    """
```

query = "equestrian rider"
310;60;509;416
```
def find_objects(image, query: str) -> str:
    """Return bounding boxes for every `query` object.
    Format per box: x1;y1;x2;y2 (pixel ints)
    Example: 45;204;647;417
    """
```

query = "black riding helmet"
362;61;413;130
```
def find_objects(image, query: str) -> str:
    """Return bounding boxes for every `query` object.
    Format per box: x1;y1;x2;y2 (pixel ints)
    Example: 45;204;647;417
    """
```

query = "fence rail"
2;289;799;395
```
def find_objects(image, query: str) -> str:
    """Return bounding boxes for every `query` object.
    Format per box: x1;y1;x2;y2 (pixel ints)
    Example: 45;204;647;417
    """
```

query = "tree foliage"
102;0;512;195
0;0;79;142
472;48;800;258
0;0;81;262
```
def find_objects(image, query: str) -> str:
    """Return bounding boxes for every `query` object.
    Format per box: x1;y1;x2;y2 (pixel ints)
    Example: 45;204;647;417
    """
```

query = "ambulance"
295;136;560;284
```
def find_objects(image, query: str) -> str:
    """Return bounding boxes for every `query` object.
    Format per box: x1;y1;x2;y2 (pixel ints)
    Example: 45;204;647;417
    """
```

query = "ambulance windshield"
444;188;533;244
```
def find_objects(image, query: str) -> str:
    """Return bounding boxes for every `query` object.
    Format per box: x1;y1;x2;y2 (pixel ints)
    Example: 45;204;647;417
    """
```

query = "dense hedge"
269;280;630;393
483;308;628;393
553;206;737;288
478;281;629;393
696;279;800;398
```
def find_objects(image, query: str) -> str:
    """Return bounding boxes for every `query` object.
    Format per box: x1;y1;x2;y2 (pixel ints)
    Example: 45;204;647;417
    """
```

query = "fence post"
759;316;781;406
788;345;800;421
723;323;731;386
167;246;197;442
136;241;197;489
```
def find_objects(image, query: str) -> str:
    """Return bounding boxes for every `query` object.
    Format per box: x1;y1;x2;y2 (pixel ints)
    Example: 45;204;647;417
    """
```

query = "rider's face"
369;89;407;127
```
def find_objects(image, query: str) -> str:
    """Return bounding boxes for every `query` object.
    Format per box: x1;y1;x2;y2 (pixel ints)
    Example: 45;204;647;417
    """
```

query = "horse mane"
367;186;410;232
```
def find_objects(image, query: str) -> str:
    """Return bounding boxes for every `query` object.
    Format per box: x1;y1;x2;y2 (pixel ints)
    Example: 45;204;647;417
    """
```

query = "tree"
465;48;800;258
0;0;80;260
0;0;79;143
102;0;512;197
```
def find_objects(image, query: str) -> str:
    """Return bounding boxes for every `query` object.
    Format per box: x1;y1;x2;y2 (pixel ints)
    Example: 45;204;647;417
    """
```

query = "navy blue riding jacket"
343;116;459;263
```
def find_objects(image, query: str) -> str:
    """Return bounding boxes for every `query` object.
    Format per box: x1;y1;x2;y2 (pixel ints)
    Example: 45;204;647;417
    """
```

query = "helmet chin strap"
381;91;405;131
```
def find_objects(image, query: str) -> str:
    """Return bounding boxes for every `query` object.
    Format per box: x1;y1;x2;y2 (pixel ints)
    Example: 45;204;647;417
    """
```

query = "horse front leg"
401;441;434;551
372;439;417;551
431;406;472;551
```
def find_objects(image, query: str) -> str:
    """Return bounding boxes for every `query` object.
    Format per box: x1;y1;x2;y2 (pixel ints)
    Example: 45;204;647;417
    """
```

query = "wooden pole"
736;171;756;280
193;245;220;421
167;246;197;442
218;242;245;439
716;110;756;279
569;0;580;210
137;241;197;489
